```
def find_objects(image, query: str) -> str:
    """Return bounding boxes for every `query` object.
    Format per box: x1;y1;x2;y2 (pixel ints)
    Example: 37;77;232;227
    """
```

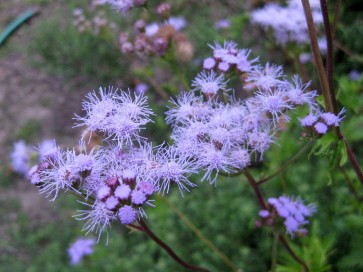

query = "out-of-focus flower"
68;238;95;265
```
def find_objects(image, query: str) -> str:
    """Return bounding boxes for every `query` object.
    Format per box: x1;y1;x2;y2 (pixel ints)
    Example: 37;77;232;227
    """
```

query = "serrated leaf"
338;140;348;166
309;132;338;157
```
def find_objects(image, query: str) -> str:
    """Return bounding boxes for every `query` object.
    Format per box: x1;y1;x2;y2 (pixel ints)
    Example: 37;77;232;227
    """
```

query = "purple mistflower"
118;205;136;224
246;63;285;91
214;19;231;30
166;16;187;31
131;190;147;205
287;75;317;109
11;140;31;176
103;0;134;14
300;113;318;127
248;128;274;157
235;49;258;73
156;146;198;195
38;139;57;161
74;87;119;141
68;238;95;266
199;143;238;184
203;57;216;70
28;165;41;185
252;88;293;122
114;184;132;200
259;210;270;218
229;149;251;170
38;149;79;201
267;196;315;237
208;40;238;60
165;92;210;126
135;82;149;95
76;200;116;243
105;196;119;211
314;122;328;134
138;181;154;196
97;185;111;201
145;22;159;37
192;71;229;98
218;61;230;73
320;108;345;127
117;90;154;123
349;70;361;81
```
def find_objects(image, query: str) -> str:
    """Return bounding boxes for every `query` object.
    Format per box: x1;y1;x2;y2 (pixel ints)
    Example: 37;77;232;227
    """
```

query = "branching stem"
138;219;210;272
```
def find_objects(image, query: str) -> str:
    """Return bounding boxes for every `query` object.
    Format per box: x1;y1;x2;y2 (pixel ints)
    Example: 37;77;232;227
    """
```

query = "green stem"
301;0;333;113
331;0;342;39
271;231;279;272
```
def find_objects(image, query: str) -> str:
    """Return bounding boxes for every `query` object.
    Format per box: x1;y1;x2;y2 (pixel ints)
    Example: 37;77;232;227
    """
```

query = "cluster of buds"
72;8;116;35
256;196;316;237
300;109;345;136
118;9;193;61
203;41;259;75
96;170;155;225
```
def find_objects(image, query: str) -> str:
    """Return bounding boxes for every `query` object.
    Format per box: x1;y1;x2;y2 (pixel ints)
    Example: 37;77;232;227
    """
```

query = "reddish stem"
138;219;210;272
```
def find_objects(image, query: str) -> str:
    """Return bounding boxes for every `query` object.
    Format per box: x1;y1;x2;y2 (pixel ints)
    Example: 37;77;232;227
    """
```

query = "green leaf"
309;132;338;157
338;140;348;166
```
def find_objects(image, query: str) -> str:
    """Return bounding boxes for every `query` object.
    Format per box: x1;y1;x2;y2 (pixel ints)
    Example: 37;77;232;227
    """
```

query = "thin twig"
331;0;342;39
257;141;313;185
334;40;363;64
138;219;210;272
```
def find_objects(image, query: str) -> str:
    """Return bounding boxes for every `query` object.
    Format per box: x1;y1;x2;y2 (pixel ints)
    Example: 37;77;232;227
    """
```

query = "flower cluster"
72;8;116;34
250;0;325;46
29;87;199;241
119;16;193;61
300;109;345;135
203;40;259;73
26;37;326;242
68;238;95;265
257;196;316;237
166;41;318;183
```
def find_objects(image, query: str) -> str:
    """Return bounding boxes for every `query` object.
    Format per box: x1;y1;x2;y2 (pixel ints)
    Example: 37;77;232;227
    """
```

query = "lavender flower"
265;196;316;237
11;140;31;176
251;0;323;46
300;109;345;135
192;71;229;98
68;238;95;265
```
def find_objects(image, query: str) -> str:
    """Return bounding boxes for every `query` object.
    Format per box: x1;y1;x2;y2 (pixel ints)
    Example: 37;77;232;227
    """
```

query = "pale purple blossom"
68;238;95;265
166;16;187;31
192;71;229;98
203;57;216;70
251;0;323;46
118;205;137;224
11;140;31;176
267;196;315;237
